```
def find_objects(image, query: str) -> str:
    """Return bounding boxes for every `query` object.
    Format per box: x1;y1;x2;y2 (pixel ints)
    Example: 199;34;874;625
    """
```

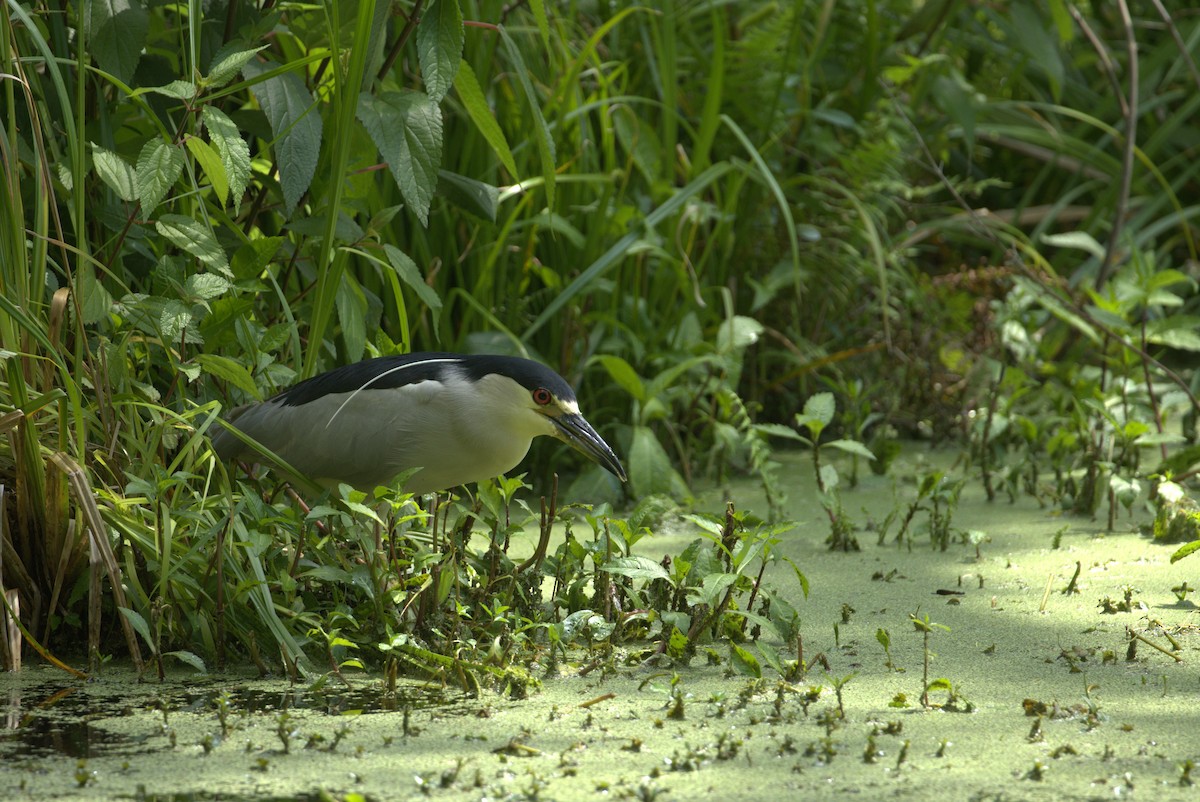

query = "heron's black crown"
274;353;578;407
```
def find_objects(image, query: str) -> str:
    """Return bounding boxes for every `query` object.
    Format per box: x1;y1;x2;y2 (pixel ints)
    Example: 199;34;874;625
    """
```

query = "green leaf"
144;80;196;100
730;643;762;678
185;137;229;207
164;650;207;673
383;244;443;318
197;354;261;399
824;438;876;460
231;236;283;282
90;143;137;202
183;273;231;302
528;0;550;48
1170;540;1200;563
357;91;443;225
201;107;251;215
335;274;368;364
417;0;463;103
118;606;156;655
437;169;498;222
1146;316;1200;351
136;139;183;215
754;423;806;442
601;555;671;583
205;43;268;88
594;355;645;402
155;215;231;275
629;425;688;498
454;61;518;178
88;0;147;85
716;315;763;350
803;392;836;426
1010;1;1063;100
1041;230;1105;259
243;59;323;216
498;26;555;210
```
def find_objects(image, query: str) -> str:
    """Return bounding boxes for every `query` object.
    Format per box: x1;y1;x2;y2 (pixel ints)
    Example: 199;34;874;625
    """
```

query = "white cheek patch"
561;399;580;416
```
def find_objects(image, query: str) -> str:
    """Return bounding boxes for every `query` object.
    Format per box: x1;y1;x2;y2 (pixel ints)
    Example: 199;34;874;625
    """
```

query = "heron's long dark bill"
552;414;627;482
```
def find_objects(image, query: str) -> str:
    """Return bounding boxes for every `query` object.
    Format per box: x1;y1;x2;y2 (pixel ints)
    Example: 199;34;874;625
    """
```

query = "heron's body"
211;353;625;494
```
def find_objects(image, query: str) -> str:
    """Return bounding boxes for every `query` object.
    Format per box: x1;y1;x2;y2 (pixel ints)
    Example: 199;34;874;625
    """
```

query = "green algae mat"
2;449;1197;801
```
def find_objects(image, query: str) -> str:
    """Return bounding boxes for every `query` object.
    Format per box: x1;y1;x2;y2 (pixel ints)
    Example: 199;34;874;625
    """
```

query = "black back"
273;353;577;407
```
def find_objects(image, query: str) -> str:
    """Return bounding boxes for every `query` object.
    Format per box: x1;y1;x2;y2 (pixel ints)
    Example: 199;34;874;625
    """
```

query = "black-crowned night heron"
211;352;626;495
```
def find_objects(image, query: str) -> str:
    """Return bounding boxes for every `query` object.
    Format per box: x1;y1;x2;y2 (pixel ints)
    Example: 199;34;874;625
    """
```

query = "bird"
210;352;626;495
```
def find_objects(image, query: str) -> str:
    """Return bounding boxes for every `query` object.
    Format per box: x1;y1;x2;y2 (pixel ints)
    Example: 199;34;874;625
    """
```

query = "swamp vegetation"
2;1;1200;799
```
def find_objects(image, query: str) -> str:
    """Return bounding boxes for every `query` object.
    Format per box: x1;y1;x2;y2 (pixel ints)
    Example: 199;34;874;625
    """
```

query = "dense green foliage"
1;0;1198;681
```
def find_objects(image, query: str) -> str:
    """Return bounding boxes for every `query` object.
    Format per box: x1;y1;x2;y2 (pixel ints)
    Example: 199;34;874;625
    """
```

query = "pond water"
2;446;1198;801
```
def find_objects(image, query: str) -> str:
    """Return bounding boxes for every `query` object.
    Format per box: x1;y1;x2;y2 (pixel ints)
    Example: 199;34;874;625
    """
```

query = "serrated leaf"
601;555;671;583
205;43;268;88
383;244;443;320
358;91;443;225
201;107;251;215
185;137;229;207
88;0;147;85
145;80;197;100
825;438;876;460
594;355;645;402
454;60;518;178
243;59;322;216
803;392;836;426
730;643;762;678
437;169;498;221
136;139;183;215
155;215;231;275
197;354;261;399
91;143;137;201
183;273;232;302
417;0;463;103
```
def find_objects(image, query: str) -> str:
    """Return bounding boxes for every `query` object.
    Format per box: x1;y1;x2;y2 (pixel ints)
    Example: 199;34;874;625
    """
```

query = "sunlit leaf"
358;91;443;225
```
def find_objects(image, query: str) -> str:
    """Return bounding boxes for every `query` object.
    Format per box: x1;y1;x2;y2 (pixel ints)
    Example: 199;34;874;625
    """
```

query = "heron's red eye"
532;388;553;406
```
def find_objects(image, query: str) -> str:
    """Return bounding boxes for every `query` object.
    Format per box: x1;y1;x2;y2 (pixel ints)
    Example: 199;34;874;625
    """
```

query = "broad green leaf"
335;275;368;364
230;236;283;281
144;80;196;100
437;169;498;222
1147;316;1200;351
118;606;156;654
499;26;555;210
185;137;229;207
197;354;261;400
88;0;147;85
164;650;207;673
183;273;231;302
629;425;688;498
1041;230;1105;259
601;555;671;583
730;643;762;678
205;43;268;88
594;355;645;402
90;143;137;201
716;314;763;350
804;392;835;426
825;438;876;460
754;423;806;442
155;215;231;275
383;244;443;318
201;107;251;215
136;139;183;215
417;0;463;103
454;61;518;178
358;91;443;225
243;59;323;216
